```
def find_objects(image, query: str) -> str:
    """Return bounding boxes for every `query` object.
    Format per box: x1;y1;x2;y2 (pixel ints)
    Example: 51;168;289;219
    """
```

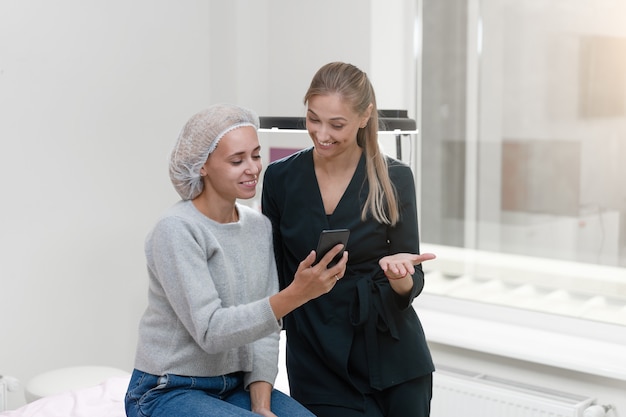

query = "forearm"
387;272;414;296
269;249;347;320
268;284;309;320
249;381;273;414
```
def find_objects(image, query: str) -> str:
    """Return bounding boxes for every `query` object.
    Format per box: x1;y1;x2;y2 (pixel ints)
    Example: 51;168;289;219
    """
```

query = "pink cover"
0;376;129;417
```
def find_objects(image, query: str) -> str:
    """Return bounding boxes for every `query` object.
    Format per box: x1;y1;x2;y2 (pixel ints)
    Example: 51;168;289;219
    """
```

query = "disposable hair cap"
169;103;259;200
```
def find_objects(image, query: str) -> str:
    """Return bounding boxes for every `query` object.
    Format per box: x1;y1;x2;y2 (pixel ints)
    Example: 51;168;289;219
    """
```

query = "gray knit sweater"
133;200;282;388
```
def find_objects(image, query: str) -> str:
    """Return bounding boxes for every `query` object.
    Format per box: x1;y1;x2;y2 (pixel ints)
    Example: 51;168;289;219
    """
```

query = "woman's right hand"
269;244;347;320
293;243;348;299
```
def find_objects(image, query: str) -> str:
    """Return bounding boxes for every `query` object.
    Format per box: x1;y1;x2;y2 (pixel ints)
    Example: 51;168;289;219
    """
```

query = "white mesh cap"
169;104;260;200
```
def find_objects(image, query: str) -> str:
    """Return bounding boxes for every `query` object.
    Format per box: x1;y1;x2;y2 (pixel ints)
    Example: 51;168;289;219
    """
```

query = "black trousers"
304;372;433;417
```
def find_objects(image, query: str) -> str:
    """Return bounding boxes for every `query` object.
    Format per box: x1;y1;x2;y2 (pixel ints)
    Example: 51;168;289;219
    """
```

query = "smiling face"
200;125;262;204
305;93;371;156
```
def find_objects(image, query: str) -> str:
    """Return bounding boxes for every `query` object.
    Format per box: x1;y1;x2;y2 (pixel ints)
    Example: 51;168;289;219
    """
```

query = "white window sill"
414;293;626;381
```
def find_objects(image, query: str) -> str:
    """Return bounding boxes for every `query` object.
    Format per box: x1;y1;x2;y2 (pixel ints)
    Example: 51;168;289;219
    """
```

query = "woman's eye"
252;154;261;160
332;124;344;129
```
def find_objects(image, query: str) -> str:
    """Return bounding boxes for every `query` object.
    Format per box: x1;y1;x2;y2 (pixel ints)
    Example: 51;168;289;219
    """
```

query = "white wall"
0;0;212;409
207;0;373;117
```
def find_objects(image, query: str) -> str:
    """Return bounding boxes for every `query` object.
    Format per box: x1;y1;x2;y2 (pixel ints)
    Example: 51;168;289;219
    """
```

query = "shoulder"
148;201;212;245
156;200;201;227
385;156;414;182
153;201;193;229
238;204;272;232
385;155;410;170
238;204;268;224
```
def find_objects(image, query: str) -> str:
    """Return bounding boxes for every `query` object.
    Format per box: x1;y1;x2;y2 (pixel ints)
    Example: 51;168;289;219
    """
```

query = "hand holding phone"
314;229;350;268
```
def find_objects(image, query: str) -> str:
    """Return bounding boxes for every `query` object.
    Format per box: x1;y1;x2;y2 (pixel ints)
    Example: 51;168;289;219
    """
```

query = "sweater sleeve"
244;217;282;388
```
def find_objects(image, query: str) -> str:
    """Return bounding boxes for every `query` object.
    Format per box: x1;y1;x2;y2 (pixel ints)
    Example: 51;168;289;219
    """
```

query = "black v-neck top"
262;147;434;409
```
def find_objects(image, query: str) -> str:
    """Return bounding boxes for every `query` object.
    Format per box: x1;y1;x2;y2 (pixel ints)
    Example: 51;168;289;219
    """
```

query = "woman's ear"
361;103;374;128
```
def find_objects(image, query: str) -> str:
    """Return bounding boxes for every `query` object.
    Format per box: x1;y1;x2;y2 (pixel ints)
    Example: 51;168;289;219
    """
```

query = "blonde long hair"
304;62;399;225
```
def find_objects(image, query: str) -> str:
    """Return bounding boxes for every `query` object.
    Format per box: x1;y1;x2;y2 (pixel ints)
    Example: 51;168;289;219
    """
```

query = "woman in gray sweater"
125;104;347;417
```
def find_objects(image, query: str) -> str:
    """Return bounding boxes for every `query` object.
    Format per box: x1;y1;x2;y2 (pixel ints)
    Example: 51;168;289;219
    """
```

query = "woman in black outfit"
262;62;436;417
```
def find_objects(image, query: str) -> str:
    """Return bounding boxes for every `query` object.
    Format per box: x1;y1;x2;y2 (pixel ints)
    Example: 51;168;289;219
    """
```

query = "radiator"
431;366;596;417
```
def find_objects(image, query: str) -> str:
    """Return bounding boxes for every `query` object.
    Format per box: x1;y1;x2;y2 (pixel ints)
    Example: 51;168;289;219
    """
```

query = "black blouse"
262;148;434;409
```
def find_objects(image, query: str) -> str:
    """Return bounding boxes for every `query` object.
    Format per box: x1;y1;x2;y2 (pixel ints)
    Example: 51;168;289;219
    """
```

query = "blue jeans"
125;369;315;417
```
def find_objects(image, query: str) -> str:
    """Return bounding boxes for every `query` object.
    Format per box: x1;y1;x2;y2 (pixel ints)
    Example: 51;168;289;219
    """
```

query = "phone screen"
314;229;350;268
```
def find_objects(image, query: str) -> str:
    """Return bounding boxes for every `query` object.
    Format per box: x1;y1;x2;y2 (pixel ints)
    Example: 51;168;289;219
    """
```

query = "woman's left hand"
379;252;436;280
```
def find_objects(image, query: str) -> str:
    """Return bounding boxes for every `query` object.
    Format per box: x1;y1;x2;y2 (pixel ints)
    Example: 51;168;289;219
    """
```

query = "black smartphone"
314;229;350;268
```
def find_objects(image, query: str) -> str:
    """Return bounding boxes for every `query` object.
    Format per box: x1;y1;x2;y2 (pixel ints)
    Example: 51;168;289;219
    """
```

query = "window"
419;0;626;326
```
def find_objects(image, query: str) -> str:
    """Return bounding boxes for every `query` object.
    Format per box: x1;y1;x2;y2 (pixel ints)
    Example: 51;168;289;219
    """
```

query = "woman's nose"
246;160;261;175
315;124;331;141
